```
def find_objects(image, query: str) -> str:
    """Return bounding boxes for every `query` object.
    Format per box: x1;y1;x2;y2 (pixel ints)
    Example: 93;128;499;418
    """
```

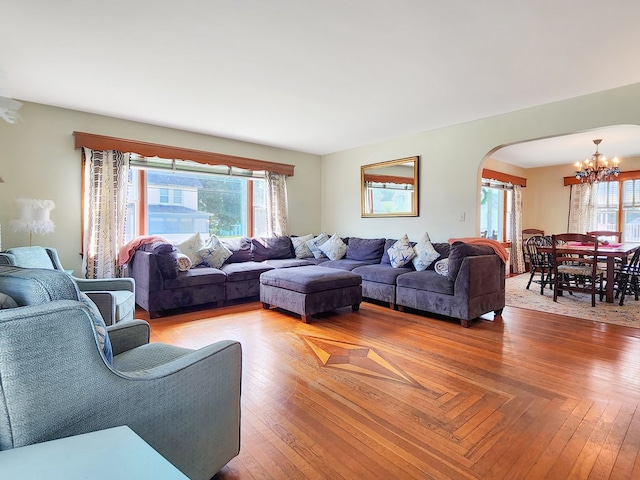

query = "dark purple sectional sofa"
128;236;505;327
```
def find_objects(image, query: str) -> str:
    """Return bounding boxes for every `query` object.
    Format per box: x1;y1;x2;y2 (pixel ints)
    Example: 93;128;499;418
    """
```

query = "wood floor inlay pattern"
300;335;423;387
145;301;640;479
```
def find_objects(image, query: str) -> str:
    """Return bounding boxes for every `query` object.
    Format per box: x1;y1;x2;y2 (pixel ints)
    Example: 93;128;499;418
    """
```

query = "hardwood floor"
142;301;640;479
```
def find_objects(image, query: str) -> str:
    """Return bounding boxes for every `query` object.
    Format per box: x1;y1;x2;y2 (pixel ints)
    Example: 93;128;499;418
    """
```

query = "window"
480;180;513;242
595;178;640;242
124;158;267;244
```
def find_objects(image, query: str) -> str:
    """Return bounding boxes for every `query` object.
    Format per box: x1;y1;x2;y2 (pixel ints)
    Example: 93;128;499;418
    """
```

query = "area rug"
505;274;640;328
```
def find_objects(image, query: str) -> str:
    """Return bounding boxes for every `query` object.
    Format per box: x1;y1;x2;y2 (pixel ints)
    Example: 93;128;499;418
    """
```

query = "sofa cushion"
346;238;385;262
198;235;233;268
306;233;330;259
380;239;398;265
221;261;275;282
319;259;373;271
319;233;348;260
396;270;454;295
262;258;315;268
352;264;413;284
163;267;227;289
175;232;204;266
221;237;253;263
260;265;361;294
252;237;294;262
291;234;314;259
447;242;495;281
412;232;440;271
388;234;416;268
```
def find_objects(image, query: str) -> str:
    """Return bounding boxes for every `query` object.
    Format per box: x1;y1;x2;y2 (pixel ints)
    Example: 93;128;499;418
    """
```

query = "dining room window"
593;178;640;242
480;179;513;242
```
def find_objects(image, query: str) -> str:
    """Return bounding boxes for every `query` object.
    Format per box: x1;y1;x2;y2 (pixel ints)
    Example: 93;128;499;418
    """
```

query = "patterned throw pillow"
412;232;440;272
175;232;204;266
388;234;416;268
78;292;113;364
319;233;348;260
175;253;192;271
198;235;233;268
306;233;330;259
291;234;315;259
0;292;18;309
434;258;449;276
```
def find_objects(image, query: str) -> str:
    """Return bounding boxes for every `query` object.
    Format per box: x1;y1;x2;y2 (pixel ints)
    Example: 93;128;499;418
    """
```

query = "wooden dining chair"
522;229;545;269
586;230;622;243
552;233;605;307
614;247;640;306
524;235;553;294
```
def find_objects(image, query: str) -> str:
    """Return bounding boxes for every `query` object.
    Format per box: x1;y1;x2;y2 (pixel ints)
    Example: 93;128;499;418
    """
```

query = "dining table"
538;242;640;303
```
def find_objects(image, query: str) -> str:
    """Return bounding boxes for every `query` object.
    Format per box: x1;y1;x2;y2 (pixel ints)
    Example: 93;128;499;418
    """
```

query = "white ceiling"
3;1;640;163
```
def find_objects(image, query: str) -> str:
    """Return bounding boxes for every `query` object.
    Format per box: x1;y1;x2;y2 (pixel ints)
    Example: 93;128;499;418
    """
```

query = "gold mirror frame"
361;156;419;217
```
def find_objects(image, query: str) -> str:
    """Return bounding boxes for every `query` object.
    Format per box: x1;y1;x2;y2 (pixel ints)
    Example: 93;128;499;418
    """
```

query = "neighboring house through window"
125;158;268;244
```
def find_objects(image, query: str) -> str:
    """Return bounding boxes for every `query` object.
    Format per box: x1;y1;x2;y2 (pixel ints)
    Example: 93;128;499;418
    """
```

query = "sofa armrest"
454;254;505;298
107;319;151;355
128;251;164;292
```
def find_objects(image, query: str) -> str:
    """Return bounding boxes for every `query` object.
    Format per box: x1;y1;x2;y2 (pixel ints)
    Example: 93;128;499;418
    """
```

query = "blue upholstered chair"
0;246;134;325
0;266;242;480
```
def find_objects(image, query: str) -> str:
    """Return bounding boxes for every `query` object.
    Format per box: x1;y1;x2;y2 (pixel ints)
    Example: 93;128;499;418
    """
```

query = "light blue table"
0;426;189;479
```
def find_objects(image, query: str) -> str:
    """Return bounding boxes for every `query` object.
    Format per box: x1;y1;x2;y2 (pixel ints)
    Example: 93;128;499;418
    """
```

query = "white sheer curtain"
568;183;596;233
510;185;526;274
266;171;289;236
82;148;130;278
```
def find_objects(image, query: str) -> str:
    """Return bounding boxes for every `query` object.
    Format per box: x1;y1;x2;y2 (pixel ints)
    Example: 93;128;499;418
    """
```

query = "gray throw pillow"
346;238;385;262
252;237;294;262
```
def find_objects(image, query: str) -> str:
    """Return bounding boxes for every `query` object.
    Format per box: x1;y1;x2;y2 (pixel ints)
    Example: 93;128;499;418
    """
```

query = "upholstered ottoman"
260;266;362;323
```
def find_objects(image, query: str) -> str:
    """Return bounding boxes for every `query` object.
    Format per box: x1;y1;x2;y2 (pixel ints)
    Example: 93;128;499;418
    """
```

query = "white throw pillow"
388;234;415;268
175;253;192;271
175;232;204;266
434;258;449;276
319;233;348;260
198;235;233;268
412;232;440;271
291;234;315;259
306;233;330;259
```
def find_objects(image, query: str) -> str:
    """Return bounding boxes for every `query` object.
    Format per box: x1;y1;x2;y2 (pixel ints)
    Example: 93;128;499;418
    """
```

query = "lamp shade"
10;198;55;234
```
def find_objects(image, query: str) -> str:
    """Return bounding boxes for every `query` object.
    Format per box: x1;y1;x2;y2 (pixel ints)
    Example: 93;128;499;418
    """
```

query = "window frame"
593;174;640;241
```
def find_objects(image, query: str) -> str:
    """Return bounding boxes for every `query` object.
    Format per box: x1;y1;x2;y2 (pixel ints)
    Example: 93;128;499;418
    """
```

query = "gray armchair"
0;246;134;325
0;266;242;480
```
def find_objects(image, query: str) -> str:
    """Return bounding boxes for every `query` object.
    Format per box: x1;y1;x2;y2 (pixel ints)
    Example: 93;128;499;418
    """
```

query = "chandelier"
574;139;620;184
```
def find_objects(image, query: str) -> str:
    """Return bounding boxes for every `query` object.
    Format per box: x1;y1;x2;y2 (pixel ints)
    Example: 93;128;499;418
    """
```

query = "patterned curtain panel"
82;148;130;278
510;185;526;274
568;183;596;233
266;171;289;237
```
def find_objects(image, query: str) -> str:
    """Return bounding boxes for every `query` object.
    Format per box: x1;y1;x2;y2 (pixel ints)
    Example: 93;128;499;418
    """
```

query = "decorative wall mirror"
361;156;419;217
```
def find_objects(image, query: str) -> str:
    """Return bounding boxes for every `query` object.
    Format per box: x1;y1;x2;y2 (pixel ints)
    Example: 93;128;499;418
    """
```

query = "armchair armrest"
107;319;150;356
74;276;135;293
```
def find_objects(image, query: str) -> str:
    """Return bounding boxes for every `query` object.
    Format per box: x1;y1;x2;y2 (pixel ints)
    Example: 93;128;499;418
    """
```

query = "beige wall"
0;102;322;272
3;83;640;273
320;83;640;243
